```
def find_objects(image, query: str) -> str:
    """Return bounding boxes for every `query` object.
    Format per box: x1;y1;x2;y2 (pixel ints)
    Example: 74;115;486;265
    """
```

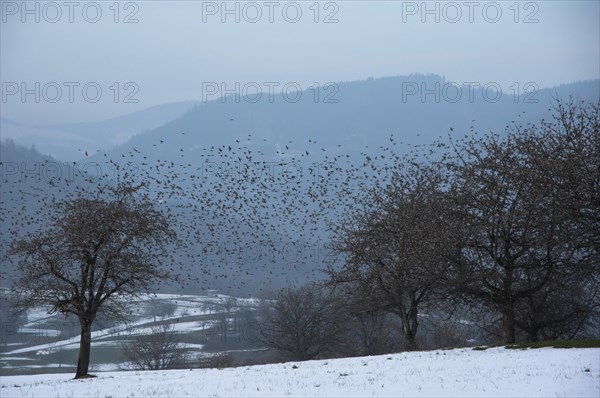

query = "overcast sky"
1;0;599;125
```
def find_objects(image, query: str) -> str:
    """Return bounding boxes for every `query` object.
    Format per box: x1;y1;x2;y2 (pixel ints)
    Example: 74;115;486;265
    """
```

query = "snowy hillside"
1;346;598;397
0;293;264;375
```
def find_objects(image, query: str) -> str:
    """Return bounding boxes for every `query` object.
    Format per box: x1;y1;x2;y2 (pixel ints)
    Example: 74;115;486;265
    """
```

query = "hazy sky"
1;0;599;124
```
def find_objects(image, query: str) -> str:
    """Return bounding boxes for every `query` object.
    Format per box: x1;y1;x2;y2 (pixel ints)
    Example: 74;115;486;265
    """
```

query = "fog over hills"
2;75;599;296
101;75;599;163
0;101;200;161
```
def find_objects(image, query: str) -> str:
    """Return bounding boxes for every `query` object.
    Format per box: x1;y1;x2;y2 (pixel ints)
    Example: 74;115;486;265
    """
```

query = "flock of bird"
0;119;444;296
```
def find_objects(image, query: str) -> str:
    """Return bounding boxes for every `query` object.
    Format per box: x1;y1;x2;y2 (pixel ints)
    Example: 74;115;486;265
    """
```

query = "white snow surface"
2;293;241;356
1;347;598;397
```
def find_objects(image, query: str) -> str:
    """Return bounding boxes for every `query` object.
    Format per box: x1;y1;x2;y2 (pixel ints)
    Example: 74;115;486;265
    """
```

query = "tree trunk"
75;322;92;378
501;305;516;344
402;328;418;351
401;305;419;351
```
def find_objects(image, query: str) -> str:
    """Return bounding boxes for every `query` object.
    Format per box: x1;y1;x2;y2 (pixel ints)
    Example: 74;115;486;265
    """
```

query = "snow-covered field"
1;347;598;397
1;293;262;374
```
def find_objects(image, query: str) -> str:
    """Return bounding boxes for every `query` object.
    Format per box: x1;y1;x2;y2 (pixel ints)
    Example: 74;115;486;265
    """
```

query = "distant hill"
2;76;599;295
0;139;55;164
1;101;200;161
0;140;77;286
100;75;600;165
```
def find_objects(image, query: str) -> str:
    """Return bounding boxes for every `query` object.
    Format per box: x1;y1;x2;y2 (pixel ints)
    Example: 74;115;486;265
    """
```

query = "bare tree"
444;99;599;344
514;275;599;341
218;296;239;313
444;131;539;344
216;296;239;324
257;283;347;361
148;299;178;322
122;324;188;370
342;284;398;355
328;162;452;351
517;100;600;342
9;182;176;378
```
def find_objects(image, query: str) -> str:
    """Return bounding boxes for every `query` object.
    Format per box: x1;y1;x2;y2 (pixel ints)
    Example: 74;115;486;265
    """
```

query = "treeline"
256;99;599;360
